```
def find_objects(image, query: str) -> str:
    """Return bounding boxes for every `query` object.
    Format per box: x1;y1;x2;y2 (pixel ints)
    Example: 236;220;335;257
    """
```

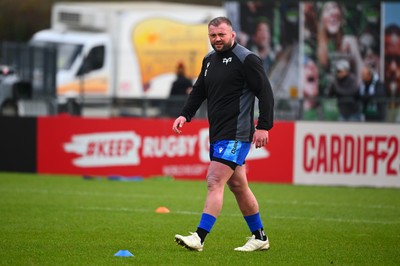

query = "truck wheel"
0;100;18;116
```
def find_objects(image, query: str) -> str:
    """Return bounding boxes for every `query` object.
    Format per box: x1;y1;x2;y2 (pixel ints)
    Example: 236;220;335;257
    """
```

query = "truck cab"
31;30;112;104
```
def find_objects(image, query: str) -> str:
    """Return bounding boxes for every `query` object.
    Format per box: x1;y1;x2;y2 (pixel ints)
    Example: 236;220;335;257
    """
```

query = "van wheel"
0;100;18;116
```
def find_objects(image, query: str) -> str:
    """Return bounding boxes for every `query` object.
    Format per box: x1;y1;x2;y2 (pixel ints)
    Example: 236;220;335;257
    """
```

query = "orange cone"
155;206;170;213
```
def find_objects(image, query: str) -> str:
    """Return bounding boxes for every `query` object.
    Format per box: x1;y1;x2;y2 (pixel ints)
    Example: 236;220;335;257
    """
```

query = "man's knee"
206;173;221;190
228;179;246;194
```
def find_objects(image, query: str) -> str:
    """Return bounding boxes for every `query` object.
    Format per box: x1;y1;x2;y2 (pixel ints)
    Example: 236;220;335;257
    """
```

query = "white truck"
28;1;224;114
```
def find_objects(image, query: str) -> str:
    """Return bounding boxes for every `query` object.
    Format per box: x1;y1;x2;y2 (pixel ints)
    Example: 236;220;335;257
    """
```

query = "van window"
78;45;104;75
30;41;83;71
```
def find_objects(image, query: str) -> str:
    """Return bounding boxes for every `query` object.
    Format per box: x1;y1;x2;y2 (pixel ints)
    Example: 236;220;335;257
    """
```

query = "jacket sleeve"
179;59;207;122
243;54;274;130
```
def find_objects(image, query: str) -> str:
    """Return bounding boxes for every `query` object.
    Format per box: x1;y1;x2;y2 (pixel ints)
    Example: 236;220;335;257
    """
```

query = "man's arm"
179;60;207;122
179;79;206;122
244;54;274;130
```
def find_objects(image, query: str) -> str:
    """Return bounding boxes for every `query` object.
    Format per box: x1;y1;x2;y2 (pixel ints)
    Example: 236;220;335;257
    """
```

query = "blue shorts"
209;140;251;170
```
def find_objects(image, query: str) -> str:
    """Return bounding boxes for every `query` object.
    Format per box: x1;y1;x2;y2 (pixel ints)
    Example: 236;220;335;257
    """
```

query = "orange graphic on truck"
132;18;209;91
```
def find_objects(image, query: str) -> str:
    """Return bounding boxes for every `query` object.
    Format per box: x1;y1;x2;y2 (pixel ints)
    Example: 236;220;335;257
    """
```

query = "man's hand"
252;129;269;149
172;116;187;134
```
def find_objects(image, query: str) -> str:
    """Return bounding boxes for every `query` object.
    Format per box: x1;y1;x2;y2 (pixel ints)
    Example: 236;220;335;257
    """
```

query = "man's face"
208;23;235;53
361;68;372;84
336;69;348;80
385;31;400;95
303;58;319;97
322;2;341;35
254;22;271;49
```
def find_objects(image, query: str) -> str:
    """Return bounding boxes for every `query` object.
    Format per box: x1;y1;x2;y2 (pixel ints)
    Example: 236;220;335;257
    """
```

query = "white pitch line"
264;199;399;210
1;187;399;211
78;206;400;225
0;187;202;200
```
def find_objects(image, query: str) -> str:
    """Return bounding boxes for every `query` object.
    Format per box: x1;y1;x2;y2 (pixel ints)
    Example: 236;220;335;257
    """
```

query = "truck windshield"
30;41;83;71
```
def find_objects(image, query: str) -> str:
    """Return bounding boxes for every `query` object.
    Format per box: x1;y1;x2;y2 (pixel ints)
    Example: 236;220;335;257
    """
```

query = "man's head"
335;59;350;79
177;62;185;76
321;1;342;35
208;17;236;53
361;66;373;85
253;17;271;50
384;24;400;96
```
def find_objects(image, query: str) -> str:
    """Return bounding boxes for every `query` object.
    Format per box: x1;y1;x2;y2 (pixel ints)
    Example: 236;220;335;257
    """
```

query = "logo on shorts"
218;147;223;153
231;141;238;154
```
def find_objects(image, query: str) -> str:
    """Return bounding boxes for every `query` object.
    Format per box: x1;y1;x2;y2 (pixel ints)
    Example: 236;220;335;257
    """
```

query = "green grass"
0;172;399;265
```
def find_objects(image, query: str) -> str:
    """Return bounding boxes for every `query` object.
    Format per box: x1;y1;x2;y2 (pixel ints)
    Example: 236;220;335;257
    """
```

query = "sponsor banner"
37;117;294;183
294;122;400;187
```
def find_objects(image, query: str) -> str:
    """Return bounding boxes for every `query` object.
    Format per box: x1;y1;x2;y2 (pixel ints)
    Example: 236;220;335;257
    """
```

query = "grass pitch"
0;172;399;265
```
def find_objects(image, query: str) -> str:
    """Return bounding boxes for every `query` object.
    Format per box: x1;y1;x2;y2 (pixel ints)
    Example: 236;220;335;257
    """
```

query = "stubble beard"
212;39;233;53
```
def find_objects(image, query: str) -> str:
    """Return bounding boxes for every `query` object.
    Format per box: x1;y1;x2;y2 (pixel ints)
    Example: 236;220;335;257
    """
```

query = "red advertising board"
37;116;294;183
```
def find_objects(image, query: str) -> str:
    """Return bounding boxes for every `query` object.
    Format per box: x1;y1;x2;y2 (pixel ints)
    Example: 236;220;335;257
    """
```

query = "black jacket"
170;75;192;96
180;42;274;143
360;75;387;121
329;73;361;117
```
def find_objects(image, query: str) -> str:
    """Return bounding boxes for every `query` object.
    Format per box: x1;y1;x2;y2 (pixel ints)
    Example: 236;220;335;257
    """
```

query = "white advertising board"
294;122;400;188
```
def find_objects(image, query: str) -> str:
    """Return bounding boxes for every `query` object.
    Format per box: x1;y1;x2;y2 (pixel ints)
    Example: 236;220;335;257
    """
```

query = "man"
172;17;274;252
250;17;275;73
384;24;400;99
170;62;193;97
329;59;362;121
360;66;386;121
168;62;193;117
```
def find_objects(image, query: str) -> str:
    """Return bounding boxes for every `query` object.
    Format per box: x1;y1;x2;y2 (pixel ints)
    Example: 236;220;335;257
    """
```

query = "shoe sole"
175;237;203;252
234;242;270;252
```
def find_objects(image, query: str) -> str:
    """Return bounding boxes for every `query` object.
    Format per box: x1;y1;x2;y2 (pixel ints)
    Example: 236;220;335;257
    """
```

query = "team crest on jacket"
222;57;232;65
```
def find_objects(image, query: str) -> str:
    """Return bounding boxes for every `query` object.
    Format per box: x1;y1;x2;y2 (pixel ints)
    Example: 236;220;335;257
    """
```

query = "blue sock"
244;213;263;232
196;213;216;243
198;213;216;232
244;213;266;240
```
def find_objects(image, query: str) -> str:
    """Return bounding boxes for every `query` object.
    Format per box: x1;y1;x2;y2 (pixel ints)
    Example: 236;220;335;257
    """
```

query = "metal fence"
0;41;57;98
274;97;400;123
77;96;400;123
1;41;399;123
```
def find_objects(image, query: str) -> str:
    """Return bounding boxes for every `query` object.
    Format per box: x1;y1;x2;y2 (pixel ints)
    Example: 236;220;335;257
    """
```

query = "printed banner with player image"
301;1;381;121
383;2;400;121
225;1;300;101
